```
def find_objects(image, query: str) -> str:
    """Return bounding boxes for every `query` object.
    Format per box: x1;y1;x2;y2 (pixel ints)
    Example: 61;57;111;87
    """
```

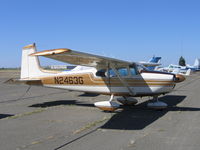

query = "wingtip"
23;43;36;50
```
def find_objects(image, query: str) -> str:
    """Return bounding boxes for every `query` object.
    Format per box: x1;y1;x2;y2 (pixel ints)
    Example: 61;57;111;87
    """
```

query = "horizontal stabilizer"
4;78;42;85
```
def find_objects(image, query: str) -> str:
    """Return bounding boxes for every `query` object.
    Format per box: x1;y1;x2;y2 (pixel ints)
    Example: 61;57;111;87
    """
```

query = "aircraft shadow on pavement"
101;95;200;130
0;114;14;119
78;93;100;97
29;95;200;130
29;100;94;108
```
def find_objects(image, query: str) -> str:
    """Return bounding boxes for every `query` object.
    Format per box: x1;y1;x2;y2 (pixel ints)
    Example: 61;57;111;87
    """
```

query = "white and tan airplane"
14;43;185;111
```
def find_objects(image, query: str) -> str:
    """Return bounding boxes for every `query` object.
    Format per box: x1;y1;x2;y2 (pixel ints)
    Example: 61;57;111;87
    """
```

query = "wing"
171;68;180;74
30;48;135;69
139;61;161;67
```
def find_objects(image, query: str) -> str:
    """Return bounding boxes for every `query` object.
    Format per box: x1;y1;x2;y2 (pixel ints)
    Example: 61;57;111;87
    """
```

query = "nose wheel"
147;96;168;110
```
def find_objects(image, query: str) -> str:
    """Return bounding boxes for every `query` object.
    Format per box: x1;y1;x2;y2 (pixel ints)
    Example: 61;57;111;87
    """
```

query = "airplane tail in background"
194;58;200;69
149;56;161;63
147;56;162;71
20;43;50;79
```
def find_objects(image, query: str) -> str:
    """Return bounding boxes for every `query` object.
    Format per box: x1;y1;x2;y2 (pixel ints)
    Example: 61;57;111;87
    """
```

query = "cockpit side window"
130;67;137;76
117;67;128;77
129;64;138;76
107;68;117;77
136;64;148;73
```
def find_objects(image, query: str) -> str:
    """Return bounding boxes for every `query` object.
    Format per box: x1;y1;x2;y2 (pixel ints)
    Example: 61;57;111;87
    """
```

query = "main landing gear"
147;95;168;110
94;94;120;111
94;95;138;112
94;95;168;112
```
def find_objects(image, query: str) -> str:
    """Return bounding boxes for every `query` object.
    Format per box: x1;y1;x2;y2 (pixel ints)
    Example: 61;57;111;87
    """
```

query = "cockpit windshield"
129;64;138;75
136;64;149;73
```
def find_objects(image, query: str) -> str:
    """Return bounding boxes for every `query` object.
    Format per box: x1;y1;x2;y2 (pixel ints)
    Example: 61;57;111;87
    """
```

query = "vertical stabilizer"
194;58;200;69
20;43;45;79
149;56;161;63
147;56;162;71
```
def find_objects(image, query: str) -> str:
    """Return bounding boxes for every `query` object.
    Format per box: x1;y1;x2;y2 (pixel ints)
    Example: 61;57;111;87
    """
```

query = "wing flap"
140;62;161;67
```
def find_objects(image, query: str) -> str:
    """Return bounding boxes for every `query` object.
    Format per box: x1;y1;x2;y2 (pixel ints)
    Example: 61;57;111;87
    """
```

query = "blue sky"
0;0;200;67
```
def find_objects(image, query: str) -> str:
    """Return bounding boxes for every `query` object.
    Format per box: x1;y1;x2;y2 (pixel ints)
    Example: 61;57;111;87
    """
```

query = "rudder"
20;43;45;79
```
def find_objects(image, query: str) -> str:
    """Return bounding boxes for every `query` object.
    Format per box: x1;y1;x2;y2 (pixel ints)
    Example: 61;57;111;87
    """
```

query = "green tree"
179;56;186;66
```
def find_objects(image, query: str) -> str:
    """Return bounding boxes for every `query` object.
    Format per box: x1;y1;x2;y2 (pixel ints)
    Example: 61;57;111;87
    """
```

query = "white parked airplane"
156;58;200;75
156;64;191;76
171;68;191;76
13;43;185;111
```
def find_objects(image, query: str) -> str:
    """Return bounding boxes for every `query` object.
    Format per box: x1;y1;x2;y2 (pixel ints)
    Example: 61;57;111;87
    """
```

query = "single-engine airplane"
13;43;185;111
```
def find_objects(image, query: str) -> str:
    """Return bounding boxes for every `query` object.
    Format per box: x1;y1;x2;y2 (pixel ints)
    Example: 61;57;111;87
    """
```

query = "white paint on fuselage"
41;68;175;96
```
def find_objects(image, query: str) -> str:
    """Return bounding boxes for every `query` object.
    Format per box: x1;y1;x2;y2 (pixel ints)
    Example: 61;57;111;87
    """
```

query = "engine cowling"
94;101;120;111
174;74;185;83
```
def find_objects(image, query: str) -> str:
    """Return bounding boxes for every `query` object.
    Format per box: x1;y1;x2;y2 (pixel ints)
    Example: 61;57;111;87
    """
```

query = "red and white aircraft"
15;43;185;111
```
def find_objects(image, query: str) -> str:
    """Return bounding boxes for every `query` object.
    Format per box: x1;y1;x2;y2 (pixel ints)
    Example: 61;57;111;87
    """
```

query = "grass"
73;116;111;135
4;108;47;120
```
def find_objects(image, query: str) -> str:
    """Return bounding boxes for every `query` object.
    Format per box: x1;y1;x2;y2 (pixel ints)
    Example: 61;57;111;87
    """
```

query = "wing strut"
110;65;136;96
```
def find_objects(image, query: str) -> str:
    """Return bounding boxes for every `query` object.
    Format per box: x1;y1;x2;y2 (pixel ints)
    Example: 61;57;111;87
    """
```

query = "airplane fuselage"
25;69;176;97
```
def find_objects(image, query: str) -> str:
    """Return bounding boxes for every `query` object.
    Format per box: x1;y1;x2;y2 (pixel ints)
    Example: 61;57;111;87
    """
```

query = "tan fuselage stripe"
37;73;175;87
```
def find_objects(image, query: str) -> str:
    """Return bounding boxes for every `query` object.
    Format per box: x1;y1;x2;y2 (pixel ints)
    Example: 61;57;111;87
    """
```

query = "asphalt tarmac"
0;70;200;150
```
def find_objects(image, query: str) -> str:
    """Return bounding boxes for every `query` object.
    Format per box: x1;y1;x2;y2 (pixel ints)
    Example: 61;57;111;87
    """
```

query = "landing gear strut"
147;95;168;110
